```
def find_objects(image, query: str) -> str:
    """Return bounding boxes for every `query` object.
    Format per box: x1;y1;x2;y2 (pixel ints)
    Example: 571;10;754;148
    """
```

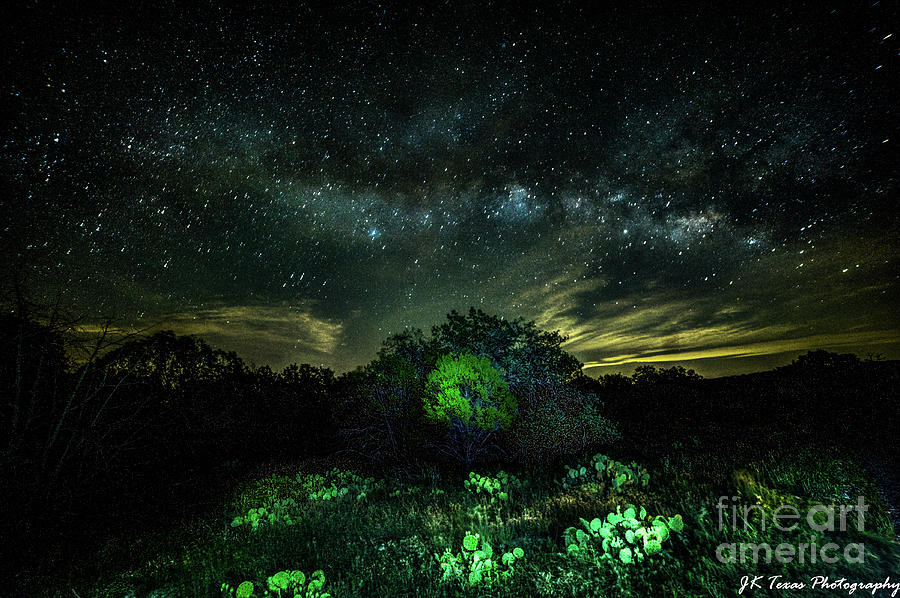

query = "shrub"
565;504;683;582
463;470;524;524
463;470;523;502
511;384;620;464
435;532;525;590
231;475;304;515
230;498;301;530
341;352;425;464
423;353;516;468
221;569;330;598
298;468;382;502
424;353;516;430
562;453;650;492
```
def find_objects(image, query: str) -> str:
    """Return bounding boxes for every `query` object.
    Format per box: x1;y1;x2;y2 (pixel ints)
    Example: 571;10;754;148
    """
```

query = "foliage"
424;352;516;431
271;363;338;456
367;308;583;391
232;475;305;515
298;468;382;502
335;308;603;468
230;498;301;531
340;352;425;463
373;328;432;379
221;569;330;598
464;470;524;525
511;383;620;464
751;446;894;534
562;453;650;493
631;364;702;386
564;504;683;582
50;436;900;598
463;470;523;503
782;349;862;373
423;352;516;467
435;532;525;590
431;308;583;390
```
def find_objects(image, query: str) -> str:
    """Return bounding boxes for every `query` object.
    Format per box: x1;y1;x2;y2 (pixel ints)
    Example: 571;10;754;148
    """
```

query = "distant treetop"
374;307;583;390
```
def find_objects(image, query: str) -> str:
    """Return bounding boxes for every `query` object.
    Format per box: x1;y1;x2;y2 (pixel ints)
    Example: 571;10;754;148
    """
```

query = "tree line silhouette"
1;299;896;573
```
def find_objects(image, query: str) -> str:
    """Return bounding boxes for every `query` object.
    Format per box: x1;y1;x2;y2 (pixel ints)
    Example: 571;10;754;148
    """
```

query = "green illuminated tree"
423;352;516;468
431;308;582;391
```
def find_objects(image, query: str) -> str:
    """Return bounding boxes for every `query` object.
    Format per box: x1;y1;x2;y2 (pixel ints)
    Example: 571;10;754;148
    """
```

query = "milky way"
3;3;897;375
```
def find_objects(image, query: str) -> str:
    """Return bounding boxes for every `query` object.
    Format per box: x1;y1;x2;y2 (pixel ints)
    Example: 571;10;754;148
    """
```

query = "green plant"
424;352;516;429
232;475;305;515
220;580;255;598
463;470;522;502
464;470;524;525
565;504;683;581
221;569;330;598
297;468;382;502
435;532;525;590
230;497;300;530
423;352;517;468
562;453;650;492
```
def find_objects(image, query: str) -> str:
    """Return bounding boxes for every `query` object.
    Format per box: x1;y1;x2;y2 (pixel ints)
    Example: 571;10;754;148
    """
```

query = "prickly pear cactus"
564;503;683;580
435;532;526;590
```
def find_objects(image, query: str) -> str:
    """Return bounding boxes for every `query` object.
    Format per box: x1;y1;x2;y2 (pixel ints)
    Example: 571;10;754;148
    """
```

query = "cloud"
143;304;345;370
582;329;898;370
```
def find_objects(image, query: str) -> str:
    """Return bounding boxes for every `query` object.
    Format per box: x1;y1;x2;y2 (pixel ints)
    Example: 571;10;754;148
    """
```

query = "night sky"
3;2;898;377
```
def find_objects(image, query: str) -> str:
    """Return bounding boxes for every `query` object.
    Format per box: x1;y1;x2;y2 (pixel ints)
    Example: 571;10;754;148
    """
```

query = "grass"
35;440;900;597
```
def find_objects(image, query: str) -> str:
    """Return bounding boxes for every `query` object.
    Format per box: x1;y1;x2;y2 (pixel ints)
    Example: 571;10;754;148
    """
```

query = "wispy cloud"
582;329;898;369
152;304;345;369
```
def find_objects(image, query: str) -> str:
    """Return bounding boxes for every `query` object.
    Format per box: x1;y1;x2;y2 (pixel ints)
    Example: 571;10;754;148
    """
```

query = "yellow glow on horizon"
582;329;898;369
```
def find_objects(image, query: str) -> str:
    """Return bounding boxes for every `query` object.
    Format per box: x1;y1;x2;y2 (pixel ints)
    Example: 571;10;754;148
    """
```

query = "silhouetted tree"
509;382;620;465
337;352;429;464
631;365;702;386
337;308;618;467
431;308;583;392
781;349;862;373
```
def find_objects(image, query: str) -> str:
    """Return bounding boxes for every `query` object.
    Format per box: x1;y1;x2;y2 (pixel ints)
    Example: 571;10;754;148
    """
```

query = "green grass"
40;443;900;597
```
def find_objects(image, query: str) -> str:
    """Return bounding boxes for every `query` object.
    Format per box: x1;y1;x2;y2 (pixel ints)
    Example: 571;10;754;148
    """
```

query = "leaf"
657;526;670;542
290;570;305;586
270;571;291;590
482;542;493;559
644;539;662;555
235;581;254;598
